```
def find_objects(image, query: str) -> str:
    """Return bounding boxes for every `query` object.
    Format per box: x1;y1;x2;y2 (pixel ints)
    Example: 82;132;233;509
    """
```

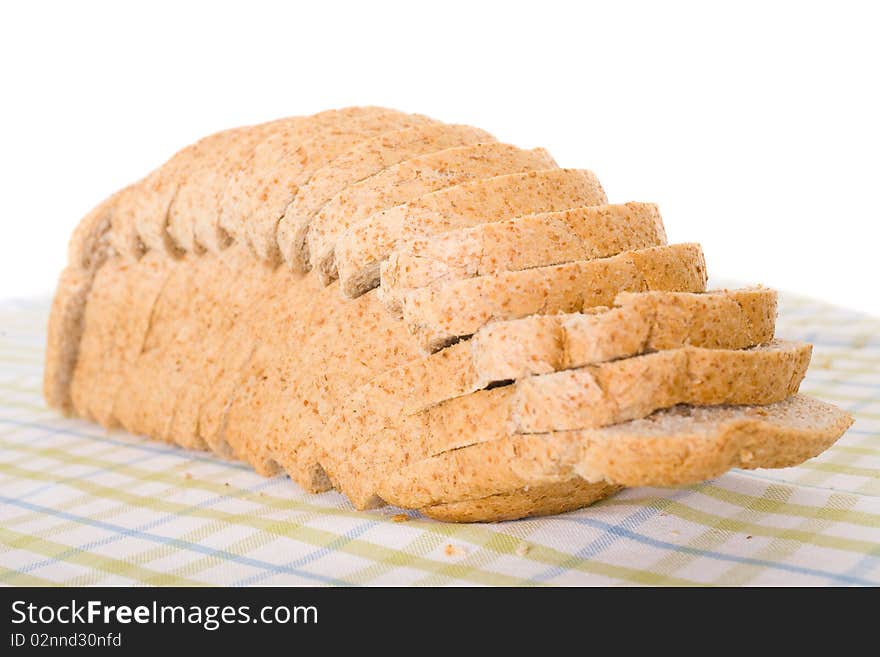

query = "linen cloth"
0;290;878;586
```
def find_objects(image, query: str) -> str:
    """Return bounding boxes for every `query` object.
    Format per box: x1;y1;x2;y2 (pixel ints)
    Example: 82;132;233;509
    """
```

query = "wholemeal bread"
278;123;495;271
379;202;668;311
71;253;172;429
136;127;247;256
45;106;852;522
423;479;623;523
402;242;708;351
221;109;433;263
321;287;777;483
116;117;293;259
308;143;558;282
69;243;422;490
44;192;120;412
191;119;298;254
332;340;809;508
334;168;608;297
383;395;853;516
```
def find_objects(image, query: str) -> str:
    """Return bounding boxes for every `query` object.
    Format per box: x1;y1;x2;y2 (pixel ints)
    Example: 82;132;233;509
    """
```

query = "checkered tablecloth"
1;289;878;586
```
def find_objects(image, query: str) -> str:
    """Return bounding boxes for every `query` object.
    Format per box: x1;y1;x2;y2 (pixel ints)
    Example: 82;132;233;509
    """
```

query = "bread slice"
332;340;809;508
192;118;298;254
402;242;708;351
379;202;667;311
65;241;424;490
131;127;243;256
165;126;257;254
308;143;558;282
512;339;810;432
220;109;432;263
216;271;422;489
423;479;623;523
70;252;172;427
334;168;608;297
380;395;853;513
277;123;494;271
319;287;777;478
44;192;121;412
109;171;170;259
111;118;297;259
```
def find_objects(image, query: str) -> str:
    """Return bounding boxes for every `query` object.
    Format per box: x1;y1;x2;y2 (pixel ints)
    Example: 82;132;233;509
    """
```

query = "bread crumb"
670;530;681;537
184;472;192;480
853;335;869;349
391;513;410;523
444;543;467;557
746;535;753;540
814;355;834;370
224;482;230;487
515;543;530;557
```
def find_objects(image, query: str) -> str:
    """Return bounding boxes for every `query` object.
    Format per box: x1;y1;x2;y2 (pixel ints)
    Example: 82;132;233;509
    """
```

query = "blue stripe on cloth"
0;493;347;586
563;515;876;586
531;490;687;583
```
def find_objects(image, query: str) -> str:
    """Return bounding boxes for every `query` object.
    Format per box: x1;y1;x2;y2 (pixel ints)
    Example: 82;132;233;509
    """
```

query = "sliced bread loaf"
46;106;853;523
334;168;608;297
402;242;708;351
278;123;494;271
333;340;808;508
308;143;558;282
379;202;667;311
320;287;777;485
382;395;853;514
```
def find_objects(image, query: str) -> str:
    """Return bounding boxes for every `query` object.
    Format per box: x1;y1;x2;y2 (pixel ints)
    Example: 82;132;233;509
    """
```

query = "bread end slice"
45;194;120;412
421;479;622;523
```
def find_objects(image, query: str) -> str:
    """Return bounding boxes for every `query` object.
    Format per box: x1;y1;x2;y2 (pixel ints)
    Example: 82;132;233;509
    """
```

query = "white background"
1;1;877;314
